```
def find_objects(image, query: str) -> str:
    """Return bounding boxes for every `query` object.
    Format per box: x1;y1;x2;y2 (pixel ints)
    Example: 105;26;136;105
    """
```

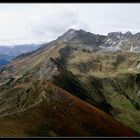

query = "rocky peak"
78;29;87;33
107;32;122;40
65;28;77;35
58;28;89;41
124;31;133;38
56;28;105;46
57;28;77;42
134;32;140;39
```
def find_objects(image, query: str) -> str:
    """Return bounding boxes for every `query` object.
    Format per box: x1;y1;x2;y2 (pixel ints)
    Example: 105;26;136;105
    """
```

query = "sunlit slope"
0;80;138;137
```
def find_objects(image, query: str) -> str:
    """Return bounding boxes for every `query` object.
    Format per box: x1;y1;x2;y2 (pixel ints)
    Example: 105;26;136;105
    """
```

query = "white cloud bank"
0;3;140;45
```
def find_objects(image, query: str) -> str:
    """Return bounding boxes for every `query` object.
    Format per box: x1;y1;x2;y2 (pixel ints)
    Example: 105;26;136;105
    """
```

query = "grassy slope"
0;43;66;82
0;42;140;135
65;50;140;133
0;80;138;137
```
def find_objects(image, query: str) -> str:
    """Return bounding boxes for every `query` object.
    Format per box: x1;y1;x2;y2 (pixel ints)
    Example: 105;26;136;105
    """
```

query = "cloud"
0;4;90;45
0;4;140;45
30;5;89;41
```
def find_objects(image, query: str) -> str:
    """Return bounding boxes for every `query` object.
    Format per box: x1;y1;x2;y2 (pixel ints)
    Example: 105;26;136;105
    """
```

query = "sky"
0;3;140;45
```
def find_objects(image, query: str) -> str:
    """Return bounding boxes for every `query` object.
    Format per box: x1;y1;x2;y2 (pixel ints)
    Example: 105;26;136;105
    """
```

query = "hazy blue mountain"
0;43;42;68
0;43;41;57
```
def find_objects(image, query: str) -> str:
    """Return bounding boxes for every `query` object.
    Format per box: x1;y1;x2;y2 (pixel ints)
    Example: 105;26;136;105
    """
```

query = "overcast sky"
0;3;140;45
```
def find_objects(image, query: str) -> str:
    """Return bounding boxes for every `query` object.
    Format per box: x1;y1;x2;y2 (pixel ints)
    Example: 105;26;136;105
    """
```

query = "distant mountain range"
0;43;42;68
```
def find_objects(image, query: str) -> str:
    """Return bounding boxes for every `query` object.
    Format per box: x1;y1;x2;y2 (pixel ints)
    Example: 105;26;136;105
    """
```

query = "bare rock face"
134;33;140;40
124;31;133;38
108;32;123;40
57;28;106;47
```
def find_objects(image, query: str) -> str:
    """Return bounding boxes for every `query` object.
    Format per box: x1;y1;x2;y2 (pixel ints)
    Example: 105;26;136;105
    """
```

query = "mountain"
0;29;140;136
0;57;138;137
0;53;13;70
101;31;140;52
0;59;8;66
0;43;42;69
57;29;140;52
0;43;42;57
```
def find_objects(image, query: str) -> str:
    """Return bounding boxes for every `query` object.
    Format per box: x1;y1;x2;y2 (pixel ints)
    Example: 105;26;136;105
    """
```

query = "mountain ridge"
0;28;140;136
